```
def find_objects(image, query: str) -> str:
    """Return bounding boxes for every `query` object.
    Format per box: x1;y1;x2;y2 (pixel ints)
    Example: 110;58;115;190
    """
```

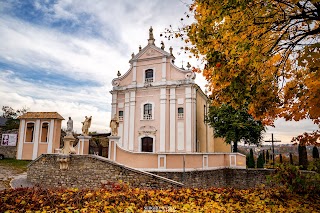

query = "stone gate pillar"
108;136;120;161
77;136;91;155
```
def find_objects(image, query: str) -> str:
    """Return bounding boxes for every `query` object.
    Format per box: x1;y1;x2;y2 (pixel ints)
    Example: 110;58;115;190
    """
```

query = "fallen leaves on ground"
0;185;319;212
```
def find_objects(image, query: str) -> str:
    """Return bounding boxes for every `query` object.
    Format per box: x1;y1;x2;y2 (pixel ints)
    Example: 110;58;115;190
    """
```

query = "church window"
119;111;123;121
145;69;154;83
40;122;49;143
25;122;35;142
178;107;184;119
141;137;153;152
143;103;152;120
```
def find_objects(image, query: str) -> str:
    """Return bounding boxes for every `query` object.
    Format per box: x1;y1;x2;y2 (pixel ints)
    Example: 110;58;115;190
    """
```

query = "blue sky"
0;0;318;143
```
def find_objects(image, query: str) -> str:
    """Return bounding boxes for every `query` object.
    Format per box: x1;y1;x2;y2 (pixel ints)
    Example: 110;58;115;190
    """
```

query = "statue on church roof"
149;26;154;39
148;26;155;45
161;41;165;50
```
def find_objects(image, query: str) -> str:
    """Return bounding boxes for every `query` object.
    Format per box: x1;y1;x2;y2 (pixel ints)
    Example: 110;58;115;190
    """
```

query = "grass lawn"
0;158;30;172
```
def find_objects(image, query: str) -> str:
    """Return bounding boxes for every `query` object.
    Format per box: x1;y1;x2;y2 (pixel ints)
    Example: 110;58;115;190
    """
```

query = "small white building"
16;112;63;160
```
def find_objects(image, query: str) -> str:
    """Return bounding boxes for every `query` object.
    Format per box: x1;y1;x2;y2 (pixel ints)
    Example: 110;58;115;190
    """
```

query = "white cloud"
265;118;319;143
0;16;129;84
0;70;111;133
0;0;194;135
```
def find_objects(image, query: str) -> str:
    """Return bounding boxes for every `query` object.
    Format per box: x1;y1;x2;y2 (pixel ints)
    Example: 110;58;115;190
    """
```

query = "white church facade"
108;27;246;171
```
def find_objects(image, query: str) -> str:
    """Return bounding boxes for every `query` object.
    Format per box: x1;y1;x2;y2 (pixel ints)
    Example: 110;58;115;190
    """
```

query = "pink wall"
111;140;246;170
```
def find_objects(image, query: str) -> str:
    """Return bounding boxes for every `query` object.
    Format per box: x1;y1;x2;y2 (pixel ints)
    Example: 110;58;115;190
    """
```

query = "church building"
108;27;245;171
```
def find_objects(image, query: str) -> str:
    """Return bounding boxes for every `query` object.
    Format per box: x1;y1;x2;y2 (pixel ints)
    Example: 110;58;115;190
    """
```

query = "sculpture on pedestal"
82;116;92;136
66;117;73;136
61;116;76;155
110;114;119;136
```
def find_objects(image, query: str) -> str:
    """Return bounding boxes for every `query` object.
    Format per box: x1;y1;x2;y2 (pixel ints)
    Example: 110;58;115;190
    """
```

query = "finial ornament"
139;45;142;51
161;41;165;50
186;62;191;70
131;52;135;58
169;46;173;55
148;26;155;45
117;70;121;77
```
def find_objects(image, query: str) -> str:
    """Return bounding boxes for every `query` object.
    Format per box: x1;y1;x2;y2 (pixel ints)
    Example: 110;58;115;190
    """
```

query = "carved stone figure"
110;115;119;136
149;26;154;40
57;156;70;170
148;26;155;45
66;117;73;135
81;116;92;136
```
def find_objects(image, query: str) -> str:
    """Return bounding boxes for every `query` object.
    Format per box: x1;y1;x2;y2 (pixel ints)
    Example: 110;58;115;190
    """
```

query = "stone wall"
151;169;274;189
27;154;184;189
0;146;16;158
0;129;18;158
28;155;317;190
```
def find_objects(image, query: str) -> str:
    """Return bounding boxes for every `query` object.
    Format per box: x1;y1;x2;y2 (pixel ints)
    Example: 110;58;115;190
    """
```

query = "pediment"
130;44;171;62
139;47;162;59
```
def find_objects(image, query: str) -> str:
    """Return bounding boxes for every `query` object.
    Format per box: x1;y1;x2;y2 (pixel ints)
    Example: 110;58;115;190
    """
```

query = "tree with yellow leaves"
164;0;320;145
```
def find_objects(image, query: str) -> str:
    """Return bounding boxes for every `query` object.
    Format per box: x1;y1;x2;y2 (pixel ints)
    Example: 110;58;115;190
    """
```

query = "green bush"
308;159;320;173
247;149;255;168
257;153;264;168
298;145;308;169
313;146;319;159
268;164;320;194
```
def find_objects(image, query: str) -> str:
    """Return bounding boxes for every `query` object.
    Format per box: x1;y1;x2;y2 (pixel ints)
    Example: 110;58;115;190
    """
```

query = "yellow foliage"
181;0;320;143
2;186;320;212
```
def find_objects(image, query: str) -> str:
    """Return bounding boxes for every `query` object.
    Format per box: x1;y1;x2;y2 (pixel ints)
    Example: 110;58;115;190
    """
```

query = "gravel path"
0;165;34;190
10;173;34;189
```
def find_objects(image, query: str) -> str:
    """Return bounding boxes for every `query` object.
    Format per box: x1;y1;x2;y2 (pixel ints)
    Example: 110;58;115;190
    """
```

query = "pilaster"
111;93;117;117
159;88;166;152
185;87;192;152
169;88;176;152
129;90;136;151
17;119;25;159
32;119;41;160
123;92;130;149
132;61;137;84
161;57;166;81
47;119;54;153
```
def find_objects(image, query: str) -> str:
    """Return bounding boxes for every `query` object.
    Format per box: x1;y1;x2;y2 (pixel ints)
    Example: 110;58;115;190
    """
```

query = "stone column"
108;136;120;161
77;136;91;155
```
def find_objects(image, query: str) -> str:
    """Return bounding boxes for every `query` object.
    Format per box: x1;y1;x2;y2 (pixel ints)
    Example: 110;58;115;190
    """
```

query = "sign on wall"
1;134;17;146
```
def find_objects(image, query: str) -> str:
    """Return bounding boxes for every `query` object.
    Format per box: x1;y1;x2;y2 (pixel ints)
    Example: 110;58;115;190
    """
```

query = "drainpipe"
206;101;208;153
195;88;198;152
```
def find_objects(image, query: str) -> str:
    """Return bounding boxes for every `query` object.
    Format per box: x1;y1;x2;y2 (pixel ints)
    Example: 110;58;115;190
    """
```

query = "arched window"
145;69;153;83
40;122;49;143
143;103;152;120
141;137;153;152
25;122;34;142
178;107;184;119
